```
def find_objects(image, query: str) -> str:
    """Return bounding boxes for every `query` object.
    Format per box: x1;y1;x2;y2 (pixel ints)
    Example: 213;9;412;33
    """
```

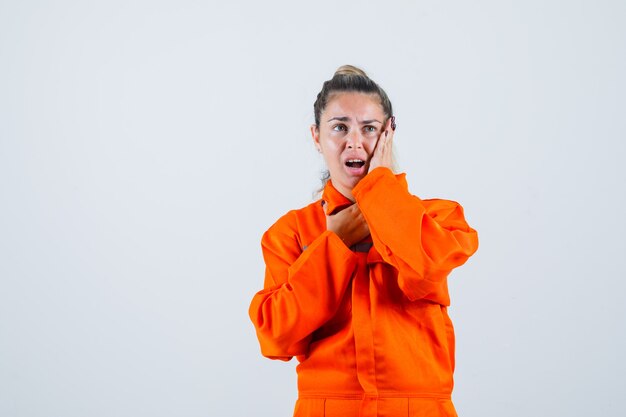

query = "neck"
335;184;355;203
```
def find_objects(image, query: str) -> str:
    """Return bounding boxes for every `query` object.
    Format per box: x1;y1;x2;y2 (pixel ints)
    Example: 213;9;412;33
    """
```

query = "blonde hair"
333;64;368;77
313;65;393;127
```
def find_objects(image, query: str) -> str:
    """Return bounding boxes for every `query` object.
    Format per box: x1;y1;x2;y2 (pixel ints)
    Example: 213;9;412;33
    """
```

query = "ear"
310;124;322;153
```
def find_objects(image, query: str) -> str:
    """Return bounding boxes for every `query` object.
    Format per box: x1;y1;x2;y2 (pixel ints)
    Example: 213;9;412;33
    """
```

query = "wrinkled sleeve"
249;211;358;361
353;167;478;305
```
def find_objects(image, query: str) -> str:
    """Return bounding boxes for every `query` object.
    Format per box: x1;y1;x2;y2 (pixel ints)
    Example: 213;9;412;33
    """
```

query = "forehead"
323;92;385;120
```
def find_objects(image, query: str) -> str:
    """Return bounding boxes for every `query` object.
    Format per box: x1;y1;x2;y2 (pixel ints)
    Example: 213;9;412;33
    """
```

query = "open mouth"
345;159;366;168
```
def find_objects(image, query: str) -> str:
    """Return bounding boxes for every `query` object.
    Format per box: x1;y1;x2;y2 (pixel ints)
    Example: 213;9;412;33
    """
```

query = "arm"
353;167;479;305
249;211;358;361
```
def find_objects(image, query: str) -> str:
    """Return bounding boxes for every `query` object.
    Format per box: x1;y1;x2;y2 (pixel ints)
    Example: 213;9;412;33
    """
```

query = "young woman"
249;65;478;417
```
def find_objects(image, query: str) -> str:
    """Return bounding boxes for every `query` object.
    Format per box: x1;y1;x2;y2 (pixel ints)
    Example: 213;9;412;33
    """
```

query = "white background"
1;1;625;416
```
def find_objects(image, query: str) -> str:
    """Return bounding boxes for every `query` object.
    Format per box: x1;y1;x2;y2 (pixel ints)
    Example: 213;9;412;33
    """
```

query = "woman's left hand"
368;116;395;173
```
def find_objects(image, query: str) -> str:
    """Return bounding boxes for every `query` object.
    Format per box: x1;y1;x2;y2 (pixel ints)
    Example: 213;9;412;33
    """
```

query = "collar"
320;180;354;215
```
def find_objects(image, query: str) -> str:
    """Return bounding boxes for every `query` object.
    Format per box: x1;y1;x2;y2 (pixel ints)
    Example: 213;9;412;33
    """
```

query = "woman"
249;65;478;417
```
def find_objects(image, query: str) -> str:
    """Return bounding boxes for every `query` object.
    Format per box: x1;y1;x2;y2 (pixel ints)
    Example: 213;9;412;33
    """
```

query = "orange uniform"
249;167;478;417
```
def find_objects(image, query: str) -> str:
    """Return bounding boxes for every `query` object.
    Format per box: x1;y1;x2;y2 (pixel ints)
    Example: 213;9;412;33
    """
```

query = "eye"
332;124;347;132
363;125;377;133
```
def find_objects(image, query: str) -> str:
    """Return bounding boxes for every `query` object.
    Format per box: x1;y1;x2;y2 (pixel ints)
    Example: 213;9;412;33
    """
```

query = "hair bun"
334;65;368;78
313;64;392;127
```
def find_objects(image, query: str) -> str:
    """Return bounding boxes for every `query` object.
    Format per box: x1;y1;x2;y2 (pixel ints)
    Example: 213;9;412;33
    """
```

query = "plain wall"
1;1;624;416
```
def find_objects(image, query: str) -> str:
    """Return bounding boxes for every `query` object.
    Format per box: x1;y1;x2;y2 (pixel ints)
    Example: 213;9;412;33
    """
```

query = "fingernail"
391;116;396;131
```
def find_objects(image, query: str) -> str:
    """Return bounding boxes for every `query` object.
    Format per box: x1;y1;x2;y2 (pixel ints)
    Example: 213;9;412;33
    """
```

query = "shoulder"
262;200;323;250
265;199;322;234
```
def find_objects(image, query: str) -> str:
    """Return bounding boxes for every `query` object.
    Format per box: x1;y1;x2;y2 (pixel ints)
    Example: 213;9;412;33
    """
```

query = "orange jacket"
249;167;478;417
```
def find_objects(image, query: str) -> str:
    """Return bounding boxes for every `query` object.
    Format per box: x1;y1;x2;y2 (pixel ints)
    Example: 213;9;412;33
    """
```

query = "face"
311;92;386;200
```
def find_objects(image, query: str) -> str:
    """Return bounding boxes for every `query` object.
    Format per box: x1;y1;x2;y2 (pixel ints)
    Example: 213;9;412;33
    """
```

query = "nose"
346;130;364;149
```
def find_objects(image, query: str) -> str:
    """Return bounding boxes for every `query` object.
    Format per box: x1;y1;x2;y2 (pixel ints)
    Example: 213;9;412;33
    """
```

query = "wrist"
328;229;351;248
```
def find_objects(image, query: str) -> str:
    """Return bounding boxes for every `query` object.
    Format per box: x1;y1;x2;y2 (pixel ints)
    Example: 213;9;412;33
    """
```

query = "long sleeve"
249;211;358;361
353;167;478;305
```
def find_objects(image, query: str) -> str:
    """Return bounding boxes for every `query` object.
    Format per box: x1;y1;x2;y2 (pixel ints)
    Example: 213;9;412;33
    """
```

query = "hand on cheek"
368;117;395;173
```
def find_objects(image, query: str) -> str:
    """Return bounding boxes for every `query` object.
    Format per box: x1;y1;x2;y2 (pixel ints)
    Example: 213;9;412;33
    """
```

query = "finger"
380;130;390;155
385;126;394;148
378;121;393;158
385;117;395;144
371;132;383;157
375;128;388;155
344;204;359;216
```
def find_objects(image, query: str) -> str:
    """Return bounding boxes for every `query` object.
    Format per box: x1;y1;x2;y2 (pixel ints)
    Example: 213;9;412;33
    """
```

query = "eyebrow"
326;116;383;124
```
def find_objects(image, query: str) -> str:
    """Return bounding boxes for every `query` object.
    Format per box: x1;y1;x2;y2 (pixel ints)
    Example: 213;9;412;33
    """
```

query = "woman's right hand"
323;202;370;248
